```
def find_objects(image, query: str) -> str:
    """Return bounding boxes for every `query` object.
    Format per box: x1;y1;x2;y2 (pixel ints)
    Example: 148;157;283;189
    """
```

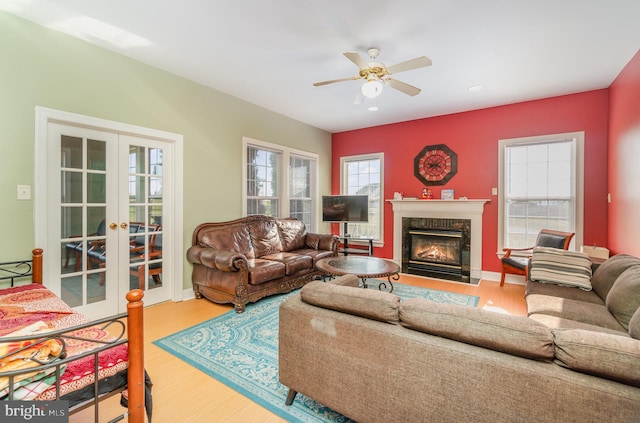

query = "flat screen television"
322;195;369;223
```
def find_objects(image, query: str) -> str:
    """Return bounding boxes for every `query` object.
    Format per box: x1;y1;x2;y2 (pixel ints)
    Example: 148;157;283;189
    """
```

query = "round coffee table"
315;256;401;292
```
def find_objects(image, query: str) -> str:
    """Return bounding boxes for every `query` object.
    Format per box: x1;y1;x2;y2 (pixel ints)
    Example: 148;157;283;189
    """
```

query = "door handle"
110;223;117;230
121;222;129;229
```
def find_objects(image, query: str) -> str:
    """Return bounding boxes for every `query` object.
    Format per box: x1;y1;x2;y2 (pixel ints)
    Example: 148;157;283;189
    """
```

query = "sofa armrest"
305;233;339;252
186;245;246;272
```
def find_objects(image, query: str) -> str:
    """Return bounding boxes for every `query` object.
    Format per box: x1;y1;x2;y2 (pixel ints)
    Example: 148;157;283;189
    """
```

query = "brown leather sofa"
187;215;339;313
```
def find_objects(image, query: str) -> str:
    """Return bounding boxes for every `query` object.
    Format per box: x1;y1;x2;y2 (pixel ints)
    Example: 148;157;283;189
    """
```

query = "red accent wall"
608;49;640;256
332;90;609;272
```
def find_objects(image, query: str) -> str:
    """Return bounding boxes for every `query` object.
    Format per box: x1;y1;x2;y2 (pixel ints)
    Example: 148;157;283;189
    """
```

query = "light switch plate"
17;185;31;200
491;187;498;195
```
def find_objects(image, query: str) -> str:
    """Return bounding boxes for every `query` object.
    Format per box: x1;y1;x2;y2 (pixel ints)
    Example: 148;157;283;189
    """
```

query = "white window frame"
242;137;318;231
498;132;584;255
339;152;384;245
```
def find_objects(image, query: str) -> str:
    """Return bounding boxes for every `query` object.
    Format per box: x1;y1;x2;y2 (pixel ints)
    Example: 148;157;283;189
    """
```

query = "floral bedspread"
0;283;128;400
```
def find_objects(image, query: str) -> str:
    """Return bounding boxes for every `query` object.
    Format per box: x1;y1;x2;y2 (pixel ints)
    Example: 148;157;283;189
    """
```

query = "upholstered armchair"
500;229;575;286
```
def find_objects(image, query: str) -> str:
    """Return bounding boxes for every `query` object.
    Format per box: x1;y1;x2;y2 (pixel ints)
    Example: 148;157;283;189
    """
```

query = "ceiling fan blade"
387;78;421;96
386;56;432;75
343;51;369;69
313;76;358;87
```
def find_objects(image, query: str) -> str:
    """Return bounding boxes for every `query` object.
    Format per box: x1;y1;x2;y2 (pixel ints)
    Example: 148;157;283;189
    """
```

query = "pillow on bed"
529;247;593;290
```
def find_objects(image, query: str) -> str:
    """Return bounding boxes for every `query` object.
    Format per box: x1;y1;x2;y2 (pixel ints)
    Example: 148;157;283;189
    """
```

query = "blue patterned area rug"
153;283;479;422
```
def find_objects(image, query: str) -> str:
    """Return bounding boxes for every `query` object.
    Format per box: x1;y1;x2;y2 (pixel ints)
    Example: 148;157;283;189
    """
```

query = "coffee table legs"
360;273;400;293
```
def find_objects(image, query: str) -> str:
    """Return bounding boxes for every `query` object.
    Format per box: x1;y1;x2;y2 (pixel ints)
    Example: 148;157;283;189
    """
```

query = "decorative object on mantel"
441;189;454;200
414;144;458;185
393;191;404;200
421;187;433;199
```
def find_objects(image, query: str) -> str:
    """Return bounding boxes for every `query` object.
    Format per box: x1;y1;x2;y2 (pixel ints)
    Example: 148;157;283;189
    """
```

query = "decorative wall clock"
414;144;458;186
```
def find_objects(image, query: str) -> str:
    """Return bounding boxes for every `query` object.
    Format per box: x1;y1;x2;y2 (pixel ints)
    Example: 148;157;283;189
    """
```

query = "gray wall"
0;12;332;289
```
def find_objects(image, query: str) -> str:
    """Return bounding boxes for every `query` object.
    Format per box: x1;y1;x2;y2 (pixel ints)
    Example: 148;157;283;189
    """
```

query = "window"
340;153;384;241
498;132;584;253
246;146;280;217
289;155;313;225
243;138;318;230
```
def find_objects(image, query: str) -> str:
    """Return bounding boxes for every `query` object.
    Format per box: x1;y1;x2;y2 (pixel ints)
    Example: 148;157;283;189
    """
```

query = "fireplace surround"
388;199;489;284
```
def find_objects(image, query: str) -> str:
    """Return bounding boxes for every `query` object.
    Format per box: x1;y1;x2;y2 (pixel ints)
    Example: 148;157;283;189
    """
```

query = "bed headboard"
0;248;42;286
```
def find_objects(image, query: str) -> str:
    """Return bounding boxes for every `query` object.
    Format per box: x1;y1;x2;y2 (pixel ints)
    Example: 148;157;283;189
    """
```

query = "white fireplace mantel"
388;199;490;281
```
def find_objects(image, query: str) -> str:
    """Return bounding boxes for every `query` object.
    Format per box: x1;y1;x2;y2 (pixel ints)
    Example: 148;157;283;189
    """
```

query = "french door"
43;122;173;320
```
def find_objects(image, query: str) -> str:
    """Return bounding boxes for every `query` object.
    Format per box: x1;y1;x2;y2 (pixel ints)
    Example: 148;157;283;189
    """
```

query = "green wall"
0;13;331;289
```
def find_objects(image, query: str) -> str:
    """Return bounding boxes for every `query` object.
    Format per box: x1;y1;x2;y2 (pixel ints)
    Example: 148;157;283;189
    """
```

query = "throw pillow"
301;281;400;324
399;298;554;361
591;254;640;301
553;329;640;388
606;265;640;331
529;247;592;290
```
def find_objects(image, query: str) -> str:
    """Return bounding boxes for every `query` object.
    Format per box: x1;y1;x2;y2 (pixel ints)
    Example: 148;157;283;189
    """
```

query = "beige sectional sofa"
527;253;640;334
278;263;640;422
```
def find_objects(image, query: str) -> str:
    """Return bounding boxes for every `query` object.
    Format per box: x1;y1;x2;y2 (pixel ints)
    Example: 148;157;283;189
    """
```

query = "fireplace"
389;199;488;284
402;218;470;281
408;229;463;276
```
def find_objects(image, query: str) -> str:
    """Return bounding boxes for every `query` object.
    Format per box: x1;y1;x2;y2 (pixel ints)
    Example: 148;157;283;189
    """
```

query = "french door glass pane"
61;171;83;203
130;146;145;173
129;175;146;203
87;139;106;171
87;173;106;203
149;148;163;175
150;177;162;198
60;135;107;308
149;205;162;226
61;135;82;168
61;207;82;239
128;145;164;292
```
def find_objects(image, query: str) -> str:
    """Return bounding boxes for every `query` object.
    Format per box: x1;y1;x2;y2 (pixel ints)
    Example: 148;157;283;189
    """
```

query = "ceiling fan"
313;48;432;101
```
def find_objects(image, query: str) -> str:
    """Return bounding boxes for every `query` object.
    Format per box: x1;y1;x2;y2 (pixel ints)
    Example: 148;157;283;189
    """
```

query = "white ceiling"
3;0;640;133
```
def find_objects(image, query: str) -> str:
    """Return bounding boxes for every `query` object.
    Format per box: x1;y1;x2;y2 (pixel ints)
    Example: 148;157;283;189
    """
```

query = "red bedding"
0;283;128;400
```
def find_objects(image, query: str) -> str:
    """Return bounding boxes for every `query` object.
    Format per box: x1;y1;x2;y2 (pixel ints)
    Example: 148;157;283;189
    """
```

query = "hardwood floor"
72;275;526;423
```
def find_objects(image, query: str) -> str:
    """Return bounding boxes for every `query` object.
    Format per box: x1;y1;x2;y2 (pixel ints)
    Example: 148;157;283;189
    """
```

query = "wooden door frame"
34;106;184;306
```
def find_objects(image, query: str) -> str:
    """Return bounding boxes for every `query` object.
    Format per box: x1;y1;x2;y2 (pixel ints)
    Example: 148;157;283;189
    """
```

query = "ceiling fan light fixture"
361;79;383;98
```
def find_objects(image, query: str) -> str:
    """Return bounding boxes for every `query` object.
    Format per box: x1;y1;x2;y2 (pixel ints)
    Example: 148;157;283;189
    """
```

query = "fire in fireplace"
408;229;463;276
